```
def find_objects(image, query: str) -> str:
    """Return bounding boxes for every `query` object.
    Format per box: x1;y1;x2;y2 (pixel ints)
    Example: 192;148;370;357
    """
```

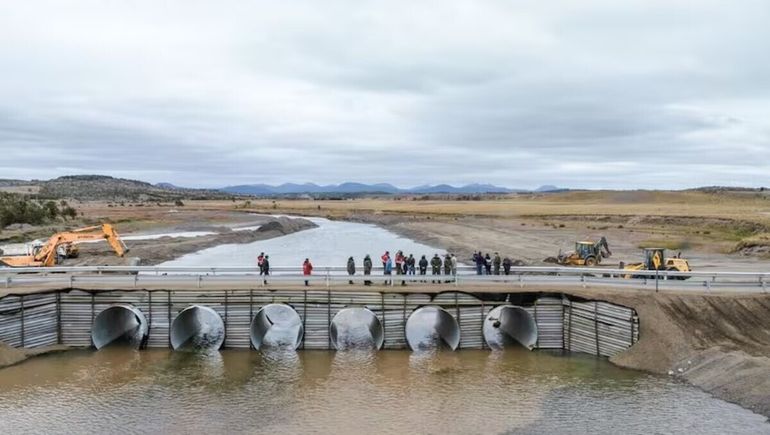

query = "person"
384;255;393;285
395;251;405;274
262;255;270;284
430;253;441;283
257;252;265;274
381;251;390;269
443;253;452;282
450;253;458;276
407;254;416;275
346;256;356;284
502;256;512;275
395;251;406;285
303;258;313;286
363;254;373;285
493;252;501;275
484;253;492;275
474;251;484;275
419;255;428;282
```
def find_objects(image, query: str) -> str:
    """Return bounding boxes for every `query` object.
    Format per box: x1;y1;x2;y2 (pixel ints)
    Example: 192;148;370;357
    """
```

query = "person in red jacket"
303;258;313;286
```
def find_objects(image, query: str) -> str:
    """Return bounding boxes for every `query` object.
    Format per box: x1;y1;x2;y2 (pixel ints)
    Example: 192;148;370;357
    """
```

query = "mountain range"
220;182;564;195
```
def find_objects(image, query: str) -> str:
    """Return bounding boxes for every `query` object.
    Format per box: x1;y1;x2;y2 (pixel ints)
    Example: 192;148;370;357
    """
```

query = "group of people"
378;251;458;285
258;249;519;286
472;251;517;275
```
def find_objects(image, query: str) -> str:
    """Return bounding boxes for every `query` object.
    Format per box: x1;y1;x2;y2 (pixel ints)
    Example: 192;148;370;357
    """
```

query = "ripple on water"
0;348;767;434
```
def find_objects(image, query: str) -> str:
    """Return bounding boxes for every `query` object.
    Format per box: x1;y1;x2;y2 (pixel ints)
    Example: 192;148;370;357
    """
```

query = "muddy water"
160;217;450;268
0;348;766;434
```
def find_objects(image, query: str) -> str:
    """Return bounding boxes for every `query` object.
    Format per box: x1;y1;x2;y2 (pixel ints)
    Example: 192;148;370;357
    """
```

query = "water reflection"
0;349;767;434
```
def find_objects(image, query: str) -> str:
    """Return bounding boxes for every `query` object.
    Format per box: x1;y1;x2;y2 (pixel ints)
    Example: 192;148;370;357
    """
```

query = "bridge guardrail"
1;265;769;293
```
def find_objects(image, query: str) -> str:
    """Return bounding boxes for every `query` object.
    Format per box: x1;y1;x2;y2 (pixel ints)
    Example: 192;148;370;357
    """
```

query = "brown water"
0;348;767;434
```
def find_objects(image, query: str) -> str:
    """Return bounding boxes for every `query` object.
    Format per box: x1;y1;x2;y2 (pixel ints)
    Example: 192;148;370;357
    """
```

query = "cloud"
0;0;769;189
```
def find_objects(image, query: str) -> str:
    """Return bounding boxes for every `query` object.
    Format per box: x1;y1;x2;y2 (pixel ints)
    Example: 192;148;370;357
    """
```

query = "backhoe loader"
0;224;128;267
621;248;691;279
554;236;612;266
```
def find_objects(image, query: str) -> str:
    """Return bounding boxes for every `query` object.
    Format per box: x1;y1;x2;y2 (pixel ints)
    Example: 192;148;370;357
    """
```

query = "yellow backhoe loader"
555;237;612;266
0;224;128;267
621;248;691;279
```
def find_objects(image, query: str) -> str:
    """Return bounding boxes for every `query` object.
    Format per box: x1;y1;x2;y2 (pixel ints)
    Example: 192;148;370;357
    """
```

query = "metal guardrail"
1;265;769;292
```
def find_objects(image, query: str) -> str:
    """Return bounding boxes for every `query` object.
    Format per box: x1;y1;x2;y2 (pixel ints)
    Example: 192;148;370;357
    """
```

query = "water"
159;217;450;268
0;348;766;434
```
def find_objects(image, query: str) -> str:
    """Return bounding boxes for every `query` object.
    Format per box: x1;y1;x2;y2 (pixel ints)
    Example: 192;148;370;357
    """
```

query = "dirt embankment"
572;290;770;417
67;216;317;266
0;342;70;369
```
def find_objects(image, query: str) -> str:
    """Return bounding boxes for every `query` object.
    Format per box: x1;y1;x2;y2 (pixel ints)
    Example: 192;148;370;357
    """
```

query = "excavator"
0;224;128;267
555;237;612;267
621;248;691;279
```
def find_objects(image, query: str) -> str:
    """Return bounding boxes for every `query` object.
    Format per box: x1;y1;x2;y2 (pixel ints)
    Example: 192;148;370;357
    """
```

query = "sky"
1;0;769;190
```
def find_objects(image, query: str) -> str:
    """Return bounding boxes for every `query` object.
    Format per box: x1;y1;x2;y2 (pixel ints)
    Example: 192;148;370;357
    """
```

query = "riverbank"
63;216;317;266
560;288;770;418
0;342;70;369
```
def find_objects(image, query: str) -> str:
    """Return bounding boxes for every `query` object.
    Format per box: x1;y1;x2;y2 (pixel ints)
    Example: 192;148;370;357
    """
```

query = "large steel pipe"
483;305;538;350
170;305;225;351
91;303;148;350
250;304;304;350
405;306;460;351
330;308;384;350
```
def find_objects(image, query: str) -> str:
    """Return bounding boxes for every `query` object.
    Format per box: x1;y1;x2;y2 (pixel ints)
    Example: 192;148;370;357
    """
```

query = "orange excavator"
0;224;128;267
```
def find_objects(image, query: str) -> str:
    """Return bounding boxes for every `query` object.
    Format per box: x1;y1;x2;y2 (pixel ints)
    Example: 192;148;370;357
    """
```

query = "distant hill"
9;175;234;201
221;182;523;195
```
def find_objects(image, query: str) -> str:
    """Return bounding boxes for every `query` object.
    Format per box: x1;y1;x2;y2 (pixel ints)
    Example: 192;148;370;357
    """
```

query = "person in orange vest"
303;258;313;286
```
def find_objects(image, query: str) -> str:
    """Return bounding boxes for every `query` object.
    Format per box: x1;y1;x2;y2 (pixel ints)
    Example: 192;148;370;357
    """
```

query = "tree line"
0;193;78;230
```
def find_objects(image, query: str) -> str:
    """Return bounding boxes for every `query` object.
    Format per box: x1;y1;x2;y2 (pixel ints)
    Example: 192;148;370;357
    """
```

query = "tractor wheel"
667;267;687;280
584;256;597;267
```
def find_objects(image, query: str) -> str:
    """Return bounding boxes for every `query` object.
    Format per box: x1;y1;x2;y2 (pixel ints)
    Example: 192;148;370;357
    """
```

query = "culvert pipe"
250;304;304;350
330;308;384;350
405;306;460;351
91;304;148;350
170;305;225;351
483;305;538;350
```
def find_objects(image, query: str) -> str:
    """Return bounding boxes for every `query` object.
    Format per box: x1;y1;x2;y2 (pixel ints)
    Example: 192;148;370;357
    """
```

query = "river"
0;348;766;434
2;217;768;433
159;216;451;268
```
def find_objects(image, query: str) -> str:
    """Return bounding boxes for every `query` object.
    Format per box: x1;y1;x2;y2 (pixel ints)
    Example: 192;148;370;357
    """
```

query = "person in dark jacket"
262;255;270;284
407;254;416;275
430;254;442;283
347;256;356;284
363;254;373;286
484;253;492;275
493;252;501;275
443;253;452;282
502;257;512;275
418;255;428;282
474;251;484;275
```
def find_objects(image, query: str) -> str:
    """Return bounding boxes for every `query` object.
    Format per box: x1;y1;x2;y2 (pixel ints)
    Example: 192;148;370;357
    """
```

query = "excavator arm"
1;224;128;268
594;236;612;258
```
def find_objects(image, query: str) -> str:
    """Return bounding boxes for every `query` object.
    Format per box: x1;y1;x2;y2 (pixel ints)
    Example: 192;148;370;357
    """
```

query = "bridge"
2;265;769;294
0;265;766;359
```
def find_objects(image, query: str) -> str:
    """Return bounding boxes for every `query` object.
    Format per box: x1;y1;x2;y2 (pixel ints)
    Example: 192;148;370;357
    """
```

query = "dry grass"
190;190;770;224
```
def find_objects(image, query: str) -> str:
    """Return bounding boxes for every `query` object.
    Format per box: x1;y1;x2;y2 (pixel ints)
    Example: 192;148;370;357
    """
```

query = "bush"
174;199;185;207
0;193;62;228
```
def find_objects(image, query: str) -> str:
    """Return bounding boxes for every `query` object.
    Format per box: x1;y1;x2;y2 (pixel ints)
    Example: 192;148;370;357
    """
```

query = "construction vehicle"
0;224;128;267
621;248;691;279
555;237;612;267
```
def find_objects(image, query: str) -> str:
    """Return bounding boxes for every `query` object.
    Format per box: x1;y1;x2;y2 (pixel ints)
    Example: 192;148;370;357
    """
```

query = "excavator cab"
622;248;692;279
554;237;612;266
643;248;666;271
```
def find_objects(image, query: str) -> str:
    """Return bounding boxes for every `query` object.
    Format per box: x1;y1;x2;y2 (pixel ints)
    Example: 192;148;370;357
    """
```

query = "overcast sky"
1;1;769;189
